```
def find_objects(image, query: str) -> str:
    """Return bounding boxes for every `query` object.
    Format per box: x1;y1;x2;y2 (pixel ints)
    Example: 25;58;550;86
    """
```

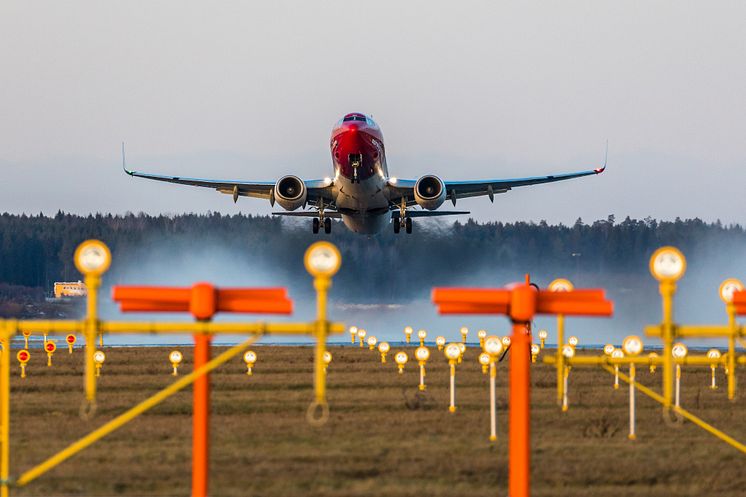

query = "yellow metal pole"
1;337;10;497
313;276;330;406
15;336;258;487
660;281;675;411
556;314;565;406
727;303;737;400
84;274;100;408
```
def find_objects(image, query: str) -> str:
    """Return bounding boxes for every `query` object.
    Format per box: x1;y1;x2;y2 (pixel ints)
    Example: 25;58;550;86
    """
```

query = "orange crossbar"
112;284;292;319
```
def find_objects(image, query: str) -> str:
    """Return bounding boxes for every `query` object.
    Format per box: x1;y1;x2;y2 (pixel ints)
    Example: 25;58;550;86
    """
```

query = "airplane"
123;112;605;235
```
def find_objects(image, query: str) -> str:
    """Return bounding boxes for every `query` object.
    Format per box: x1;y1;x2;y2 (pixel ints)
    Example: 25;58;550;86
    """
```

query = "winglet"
594;140;608;174
122;142;134;176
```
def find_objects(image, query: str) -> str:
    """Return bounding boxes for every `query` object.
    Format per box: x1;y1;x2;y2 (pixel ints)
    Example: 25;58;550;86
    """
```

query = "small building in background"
53;281;87;299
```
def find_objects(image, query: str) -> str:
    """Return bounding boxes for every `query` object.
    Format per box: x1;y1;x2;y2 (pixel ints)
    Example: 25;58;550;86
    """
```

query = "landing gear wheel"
324;217;332;234
312;218;320;234
393;218;401;234
405;217;413;234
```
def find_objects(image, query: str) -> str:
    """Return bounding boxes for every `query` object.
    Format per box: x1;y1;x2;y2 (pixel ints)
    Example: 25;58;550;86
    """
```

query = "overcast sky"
1;2;745;225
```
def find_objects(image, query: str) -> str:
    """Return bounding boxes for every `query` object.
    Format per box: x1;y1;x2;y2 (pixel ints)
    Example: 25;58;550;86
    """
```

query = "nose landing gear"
393;216;413;234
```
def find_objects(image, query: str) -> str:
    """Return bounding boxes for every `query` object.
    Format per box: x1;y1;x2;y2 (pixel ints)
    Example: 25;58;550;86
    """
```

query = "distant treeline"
0;212;744;300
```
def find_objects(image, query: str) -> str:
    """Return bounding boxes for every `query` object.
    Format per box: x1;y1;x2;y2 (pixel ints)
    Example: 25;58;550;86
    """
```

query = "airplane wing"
389;163;605;206
122;147;334;206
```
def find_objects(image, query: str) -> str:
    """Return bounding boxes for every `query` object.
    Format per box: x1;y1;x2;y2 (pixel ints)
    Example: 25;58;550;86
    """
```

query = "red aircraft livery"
124;113;605;234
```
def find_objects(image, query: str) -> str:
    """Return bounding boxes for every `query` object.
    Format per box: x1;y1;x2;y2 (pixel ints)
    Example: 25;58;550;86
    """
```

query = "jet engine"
274;175;307;211
414;175;446;210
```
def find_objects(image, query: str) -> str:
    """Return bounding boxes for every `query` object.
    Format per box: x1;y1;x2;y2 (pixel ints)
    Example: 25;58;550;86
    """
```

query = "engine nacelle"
414;175;446;210
274;175;307;211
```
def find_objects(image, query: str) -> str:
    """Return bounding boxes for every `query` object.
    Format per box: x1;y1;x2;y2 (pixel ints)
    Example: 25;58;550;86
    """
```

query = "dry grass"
5;345;746;496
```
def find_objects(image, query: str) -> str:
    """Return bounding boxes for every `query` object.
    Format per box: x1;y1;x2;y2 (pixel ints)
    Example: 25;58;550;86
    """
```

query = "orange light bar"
112;284;293;320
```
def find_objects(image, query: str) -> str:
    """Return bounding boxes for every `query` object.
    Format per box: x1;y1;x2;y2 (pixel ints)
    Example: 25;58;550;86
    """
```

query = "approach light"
648;352;659;373
357;328;367;348
483;336;503;357
622;336;643;357
707;349;721;389
243;350;257;375
367;335;378;350
568;336;579;347
561;344;575;359
477;329;487;348
672;342;688;359
445;343;461;361
501;336;511;348
74;240;112;276
415;346;430;390
531;343;540;363
460;327;469;342
323;350;333;373
603;344;615;356
169;350;183;376
349;326;358;344
436;336;446;351
304;241;342;277
93;350;106;377
457;342;466;363
649;246;686;282
537;329;548;348
611;348;624;389
378;342;390;363
548;278;574;292
611;349;624;359
404;326;413;344
445;343;461;413
417;329;427;346
719;278;744;303
479;352;491;374
394;351;408;373
16;350;30;378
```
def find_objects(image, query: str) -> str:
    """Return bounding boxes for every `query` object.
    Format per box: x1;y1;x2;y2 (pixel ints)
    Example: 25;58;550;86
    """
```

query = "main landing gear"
312;217;332;234
393;217;412;234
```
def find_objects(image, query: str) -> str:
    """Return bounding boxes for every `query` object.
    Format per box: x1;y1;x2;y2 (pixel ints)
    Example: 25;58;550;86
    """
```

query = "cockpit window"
343;114;367;122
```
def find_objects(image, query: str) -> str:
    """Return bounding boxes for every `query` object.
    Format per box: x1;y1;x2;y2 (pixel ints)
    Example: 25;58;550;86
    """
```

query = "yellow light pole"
707;349;722;389
74;239;111;410
649;246;686;413
672;342;688;408
16;350;30;379
622;335;643;440
611;349;624;389
22;330;30;349
417;329;427;347
1;335;9;497
415;346;430;391
718;278;742;400
477;329;487;349
169;351;183;376
404;326;413;344
435;336;446;351
322;351;332;374
483;336;504;441
394;351;408;374
377;342;390;363
561;344;574;412
444;343;461;413
549;278;573;406
366;335;378;351
537;329;548;349
349;326;358;344
457;342;466;364
530;343;540;363
45;341;57;367
357;329;367;348
479;352;490;374
460;327;469;343
243;350;257;375
93;350;105;377
648;352;659;374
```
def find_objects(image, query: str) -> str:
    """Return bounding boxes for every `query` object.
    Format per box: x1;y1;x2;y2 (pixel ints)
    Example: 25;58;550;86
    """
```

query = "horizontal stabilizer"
392;210;470;219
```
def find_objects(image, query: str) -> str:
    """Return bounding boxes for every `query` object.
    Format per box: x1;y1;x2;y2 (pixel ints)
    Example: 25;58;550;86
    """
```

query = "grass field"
4;343;746;496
